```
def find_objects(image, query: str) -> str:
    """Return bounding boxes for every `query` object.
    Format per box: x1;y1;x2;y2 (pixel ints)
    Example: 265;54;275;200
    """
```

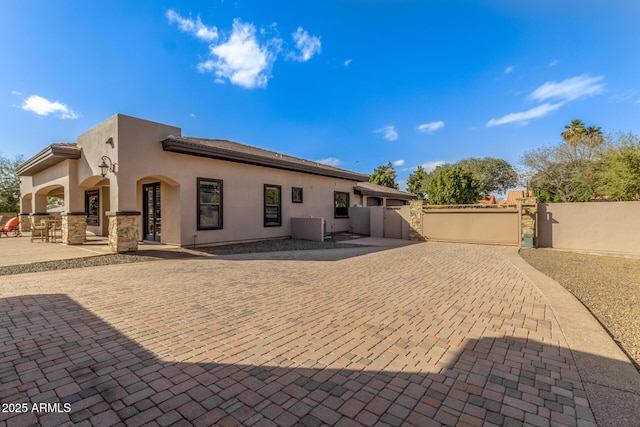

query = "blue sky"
2;1;639;190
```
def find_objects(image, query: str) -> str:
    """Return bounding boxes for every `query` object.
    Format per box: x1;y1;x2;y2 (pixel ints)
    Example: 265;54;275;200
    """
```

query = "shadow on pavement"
3;293;636;426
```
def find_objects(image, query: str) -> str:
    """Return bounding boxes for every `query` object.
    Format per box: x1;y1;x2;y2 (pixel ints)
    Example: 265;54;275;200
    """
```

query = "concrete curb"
503;247;640;427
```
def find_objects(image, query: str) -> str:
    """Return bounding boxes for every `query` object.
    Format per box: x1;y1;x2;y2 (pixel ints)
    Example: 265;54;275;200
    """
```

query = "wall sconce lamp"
98;156;117;178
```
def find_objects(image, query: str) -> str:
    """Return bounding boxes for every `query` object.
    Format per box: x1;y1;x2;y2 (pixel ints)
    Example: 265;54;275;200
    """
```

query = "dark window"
264;184;282;227
85;190;99;226
292;187;303;203
334;191;350;218
198;178;223;230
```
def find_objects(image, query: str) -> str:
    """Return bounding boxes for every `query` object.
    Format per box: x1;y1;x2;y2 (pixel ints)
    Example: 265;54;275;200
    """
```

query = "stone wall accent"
106;211;140;253
409;199;425;241
19;213;31;232
62;213;87;245
517;197;538;247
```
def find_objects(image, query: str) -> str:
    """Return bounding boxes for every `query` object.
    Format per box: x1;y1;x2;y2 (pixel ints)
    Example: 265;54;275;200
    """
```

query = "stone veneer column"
106;211;140;253
409;199;426;241
20;213;32;232
62;212;87;245
517;197;538;248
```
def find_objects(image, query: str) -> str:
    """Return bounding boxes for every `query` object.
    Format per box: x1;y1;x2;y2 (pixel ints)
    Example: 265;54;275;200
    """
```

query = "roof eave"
354;187;416;200
162;138;369;182
17;144;82;176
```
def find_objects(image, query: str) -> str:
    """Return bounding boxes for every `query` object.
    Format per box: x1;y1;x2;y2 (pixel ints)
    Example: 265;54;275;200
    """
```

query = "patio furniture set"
28;216;62;243
0;215;62;242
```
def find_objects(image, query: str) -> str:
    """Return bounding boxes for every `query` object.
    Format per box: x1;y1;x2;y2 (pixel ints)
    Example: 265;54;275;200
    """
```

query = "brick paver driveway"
0;243;597;426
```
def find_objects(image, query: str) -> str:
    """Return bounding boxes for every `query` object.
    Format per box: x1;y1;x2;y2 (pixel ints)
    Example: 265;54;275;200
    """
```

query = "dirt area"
519;249;640;370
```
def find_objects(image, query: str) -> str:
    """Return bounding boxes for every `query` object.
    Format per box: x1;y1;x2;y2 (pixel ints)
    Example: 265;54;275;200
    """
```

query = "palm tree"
561;119;586;148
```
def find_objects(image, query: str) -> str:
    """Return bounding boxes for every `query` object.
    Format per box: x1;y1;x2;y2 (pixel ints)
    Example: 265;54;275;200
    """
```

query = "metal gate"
421;205;520;246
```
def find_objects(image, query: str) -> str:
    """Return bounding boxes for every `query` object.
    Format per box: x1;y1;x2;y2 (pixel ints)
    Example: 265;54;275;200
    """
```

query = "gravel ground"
520;249;640;370
196;237;366;255
0;237;367;276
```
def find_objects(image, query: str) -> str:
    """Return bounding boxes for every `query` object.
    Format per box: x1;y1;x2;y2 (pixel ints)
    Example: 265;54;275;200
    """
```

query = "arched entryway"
137;176;180;245
79;176;110;236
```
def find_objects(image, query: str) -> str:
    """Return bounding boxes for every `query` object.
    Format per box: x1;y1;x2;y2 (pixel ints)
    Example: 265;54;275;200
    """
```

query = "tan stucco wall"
349;207;371;235
155;153;355;245
117;115;181;212
22;160;75;213
20;114;362;246
538;202;640;254
77;115;119;210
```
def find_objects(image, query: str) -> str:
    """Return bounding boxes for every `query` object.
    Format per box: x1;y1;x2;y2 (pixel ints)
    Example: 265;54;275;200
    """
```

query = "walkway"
0;240;638;426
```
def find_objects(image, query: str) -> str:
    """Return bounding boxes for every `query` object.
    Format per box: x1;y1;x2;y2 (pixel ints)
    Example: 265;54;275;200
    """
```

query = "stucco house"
18;114;415;252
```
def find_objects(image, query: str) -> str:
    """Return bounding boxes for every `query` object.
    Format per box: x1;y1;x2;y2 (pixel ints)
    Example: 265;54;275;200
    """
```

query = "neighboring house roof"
479;195;497;205
498;190;533;205
17;143;82;176
162;136;369;182
353;182;416;200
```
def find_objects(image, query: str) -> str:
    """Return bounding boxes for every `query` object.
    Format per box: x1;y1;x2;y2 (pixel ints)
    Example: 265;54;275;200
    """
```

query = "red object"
0;217;22;237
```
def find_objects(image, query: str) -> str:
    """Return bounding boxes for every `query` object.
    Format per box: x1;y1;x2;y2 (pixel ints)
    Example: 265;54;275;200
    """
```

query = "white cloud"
11;90;22;95
316;157;341;167
504;66;514;74
488;74;606;127
289;27;321;62
21;95;79;119
486;102;563;127
548;60;559;68
609;90;638;104
166;10;218;42
420;160;446;172
374;125;398;141
189;113;196;118
417;121;444;133
199;19;280;89
392;159;405;167
529;74;605;102
167;12;321;89
344;59;352;67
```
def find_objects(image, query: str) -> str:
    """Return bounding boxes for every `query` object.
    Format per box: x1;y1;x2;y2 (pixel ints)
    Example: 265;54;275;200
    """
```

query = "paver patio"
0;242;635;426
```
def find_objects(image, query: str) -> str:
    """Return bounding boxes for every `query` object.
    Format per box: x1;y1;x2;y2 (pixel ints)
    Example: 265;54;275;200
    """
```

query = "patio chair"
49;217;63;242
28;216;47;242
0;216;22;237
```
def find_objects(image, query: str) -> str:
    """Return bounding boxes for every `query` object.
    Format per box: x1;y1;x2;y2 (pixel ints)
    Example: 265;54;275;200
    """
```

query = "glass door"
143;183;161;242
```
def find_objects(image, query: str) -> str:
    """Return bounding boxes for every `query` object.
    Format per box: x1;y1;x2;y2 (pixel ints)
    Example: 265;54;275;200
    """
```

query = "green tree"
0;154;23;212
597;132;640;200
369;162;399;189
522;120;606;202
407;163;452;199
454;157;518;196
406;165;429;199
426;165;481;205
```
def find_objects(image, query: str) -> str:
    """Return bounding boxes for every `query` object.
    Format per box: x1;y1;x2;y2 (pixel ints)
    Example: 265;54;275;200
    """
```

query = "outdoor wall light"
98;156;117;178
